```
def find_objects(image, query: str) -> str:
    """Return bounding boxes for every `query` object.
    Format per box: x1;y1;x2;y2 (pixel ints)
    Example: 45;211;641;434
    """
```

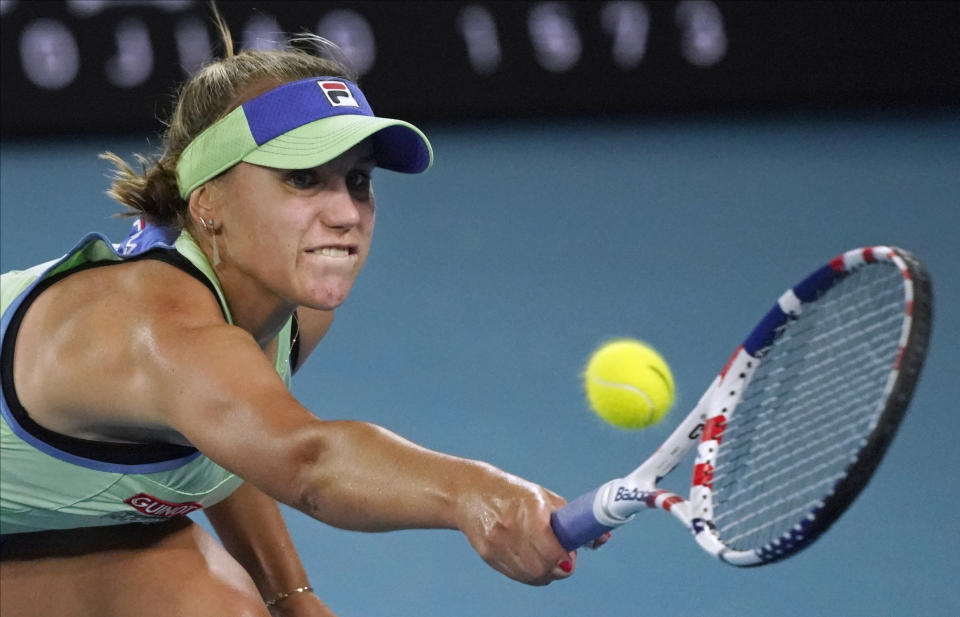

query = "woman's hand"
455;465;577;585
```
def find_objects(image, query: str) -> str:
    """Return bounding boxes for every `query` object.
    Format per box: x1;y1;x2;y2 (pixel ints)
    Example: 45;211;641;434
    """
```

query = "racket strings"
720;351;894;472
720;480;838;546
714;434;862;536
723;409;867;491
717;303;902;483
709;262;906;551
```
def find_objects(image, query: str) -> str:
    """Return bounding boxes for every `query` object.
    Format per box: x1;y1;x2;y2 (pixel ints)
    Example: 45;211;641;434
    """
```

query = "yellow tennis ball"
583;339;675;429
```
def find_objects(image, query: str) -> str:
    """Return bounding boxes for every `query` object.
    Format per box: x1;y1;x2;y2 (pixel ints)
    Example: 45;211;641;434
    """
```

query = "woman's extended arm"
160;323;574;585
19;265;574;585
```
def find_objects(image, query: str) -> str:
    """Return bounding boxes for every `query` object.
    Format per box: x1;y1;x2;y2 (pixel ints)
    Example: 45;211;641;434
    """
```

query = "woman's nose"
319;182;362;229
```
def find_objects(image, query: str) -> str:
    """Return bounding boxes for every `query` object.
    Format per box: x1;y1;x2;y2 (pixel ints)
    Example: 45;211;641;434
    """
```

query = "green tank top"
0;228;293;535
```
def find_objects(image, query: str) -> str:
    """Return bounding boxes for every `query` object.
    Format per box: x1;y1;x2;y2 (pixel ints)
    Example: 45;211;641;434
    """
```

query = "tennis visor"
176;76;433;199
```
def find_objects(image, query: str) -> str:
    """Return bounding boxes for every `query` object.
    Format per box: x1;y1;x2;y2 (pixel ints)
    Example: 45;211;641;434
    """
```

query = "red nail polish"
559;560;573;573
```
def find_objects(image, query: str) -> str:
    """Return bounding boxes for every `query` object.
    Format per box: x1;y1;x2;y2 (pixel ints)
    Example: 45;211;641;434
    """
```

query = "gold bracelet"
264;585;314;607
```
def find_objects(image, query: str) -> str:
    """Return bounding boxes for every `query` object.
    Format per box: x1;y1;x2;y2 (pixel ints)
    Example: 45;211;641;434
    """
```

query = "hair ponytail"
101;151;188;227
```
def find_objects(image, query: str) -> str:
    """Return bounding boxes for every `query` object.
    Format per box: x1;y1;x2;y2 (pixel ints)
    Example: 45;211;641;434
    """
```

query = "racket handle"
550;488;615;551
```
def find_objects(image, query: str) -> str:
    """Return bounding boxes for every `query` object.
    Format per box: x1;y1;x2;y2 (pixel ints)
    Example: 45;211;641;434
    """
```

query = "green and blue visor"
175;76;433;199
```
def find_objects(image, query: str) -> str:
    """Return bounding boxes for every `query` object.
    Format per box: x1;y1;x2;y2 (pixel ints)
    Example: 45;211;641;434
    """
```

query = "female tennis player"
0;15;590;617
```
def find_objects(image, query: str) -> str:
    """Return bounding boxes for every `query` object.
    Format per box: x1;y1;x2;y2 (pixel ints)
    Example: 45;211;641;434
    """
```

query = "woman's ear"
187;183;215;226
188;183;223;266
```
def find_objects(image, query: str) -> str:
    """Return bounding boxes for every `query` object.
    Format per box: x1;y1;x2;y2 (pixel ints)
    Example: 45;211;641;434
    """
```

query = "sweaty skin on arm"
13;261;575;586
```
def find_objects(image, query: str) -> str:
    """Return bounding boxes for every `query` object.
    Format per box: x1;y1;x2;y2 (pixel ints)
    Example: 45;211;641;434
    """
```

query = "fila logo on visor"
317;80;359;107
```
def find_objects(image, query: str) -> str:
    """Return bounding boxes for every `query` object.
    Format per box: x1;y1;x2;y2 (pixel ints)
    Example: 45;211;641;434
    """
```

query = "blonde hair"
102;8;355;228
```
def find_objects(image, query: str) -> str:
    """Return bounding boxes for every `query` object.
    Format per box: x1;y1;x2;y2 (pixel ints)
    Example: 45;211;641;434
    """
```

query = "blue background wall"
2;110;958;616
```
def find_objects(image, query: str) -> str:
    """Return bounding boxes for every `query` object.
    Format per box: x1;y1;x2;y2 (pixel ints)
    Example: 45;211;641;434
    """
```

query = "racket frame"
552;246;931;566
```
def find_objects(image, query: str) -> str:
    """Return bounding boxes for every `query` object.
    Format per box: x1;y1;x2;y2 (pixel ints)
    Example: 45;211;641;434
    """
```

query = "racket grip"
551;488;615;551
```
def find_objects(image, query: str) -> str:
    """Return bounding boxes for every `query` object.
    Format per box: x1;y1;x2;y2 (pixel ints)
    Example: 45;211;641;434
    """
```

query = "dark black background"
2;1;958;136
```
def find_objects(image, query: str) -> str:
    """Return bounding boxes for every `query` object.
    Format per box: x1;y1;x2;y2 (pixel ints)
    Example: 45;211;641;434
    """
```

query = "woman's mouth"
307;245;356;257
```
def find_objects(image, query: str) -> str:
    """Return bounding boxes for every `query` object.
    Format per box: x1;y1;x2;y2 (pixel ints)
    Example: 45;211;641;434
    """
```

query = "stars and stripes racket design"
551;246;932;566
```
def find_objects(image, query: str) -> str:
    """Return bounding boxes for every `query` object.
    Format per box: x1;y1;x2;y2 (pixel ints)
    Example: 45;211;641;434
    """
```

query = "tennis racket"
551;246;932;566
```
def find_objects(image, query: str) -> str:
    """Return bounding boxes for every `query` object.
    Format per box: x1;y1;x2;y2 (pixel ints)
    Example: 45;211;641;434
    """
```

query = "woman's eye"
286;170;319;189
347;170;372;193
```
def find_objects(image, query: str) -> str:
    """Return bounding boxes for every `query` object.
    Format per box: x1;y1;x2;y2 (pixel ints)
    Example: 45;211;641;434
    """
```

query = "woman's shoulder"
6;256;229;445
48;256;224;326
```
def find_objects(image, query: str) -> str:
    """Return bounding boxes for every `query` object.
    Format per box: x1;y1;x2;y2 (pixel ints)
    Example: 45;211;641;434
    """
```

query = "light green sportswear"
1;227;293;535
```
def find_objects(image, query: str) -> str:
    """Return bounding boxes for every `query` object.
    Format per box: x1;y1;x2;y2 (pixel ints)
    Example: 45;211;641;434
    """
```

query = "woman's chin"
300;285;354;310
